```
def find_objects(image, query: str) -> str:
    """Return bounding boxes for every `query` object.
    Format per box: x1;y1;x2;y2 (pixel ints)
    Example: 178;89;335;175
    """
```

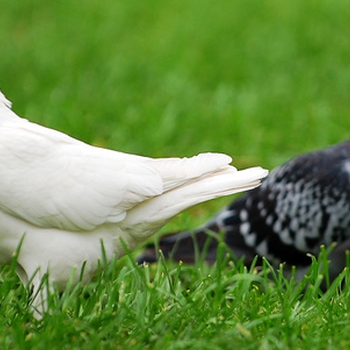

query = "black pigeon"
138;140;350;280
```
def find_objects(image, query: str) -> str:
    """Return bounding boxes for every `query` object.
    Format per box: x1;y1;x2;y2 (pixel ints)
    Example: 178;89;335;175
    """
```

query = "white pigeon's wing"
0;92;23;124
0;121;163;231
0;91;12;109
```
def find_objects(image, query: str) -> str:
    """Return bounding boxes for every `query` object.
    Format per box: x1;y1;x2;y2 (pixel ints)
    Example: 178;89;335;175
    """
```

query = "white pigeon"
0;89;268;315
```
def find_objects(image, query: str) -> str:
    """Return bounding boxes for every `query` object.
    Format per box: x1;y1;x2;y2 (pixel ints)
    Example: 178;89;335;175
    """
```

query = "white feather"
0;90;268;315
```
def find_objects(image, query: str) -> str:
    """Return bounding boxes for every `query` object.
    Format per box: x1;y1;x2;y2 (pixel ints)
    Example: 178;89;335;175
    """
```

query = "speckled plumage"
139;140;350;278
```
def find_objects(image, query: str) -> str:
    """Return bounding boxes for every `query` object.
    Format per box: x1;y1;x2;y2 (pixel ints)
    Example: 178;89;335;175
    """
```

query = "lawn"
1;0;350;348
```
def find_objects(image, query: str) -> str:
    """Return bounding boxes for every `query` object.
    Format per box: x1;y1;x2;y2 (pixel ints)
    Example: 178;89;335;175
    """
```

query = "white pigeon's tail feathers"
151;153;234;192
125;165;268;239
193;166;269;197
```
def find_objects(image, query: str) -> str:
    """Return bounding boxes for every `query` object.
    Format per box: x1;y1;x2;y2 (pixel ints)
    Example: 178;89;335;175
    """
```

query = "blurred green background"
1;2;350;346
1;0;349;228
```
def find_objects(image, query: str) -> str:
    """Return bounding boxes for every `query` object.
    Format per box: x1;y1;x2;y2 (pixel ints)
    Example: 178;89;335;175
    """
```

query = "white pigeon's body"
0;90;268;314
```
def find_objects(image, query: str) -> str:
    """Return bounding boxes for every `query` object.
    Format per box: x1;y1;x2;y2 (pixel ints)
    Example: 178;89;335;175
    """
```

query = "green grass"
1;249;350;349
1;0;350;348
